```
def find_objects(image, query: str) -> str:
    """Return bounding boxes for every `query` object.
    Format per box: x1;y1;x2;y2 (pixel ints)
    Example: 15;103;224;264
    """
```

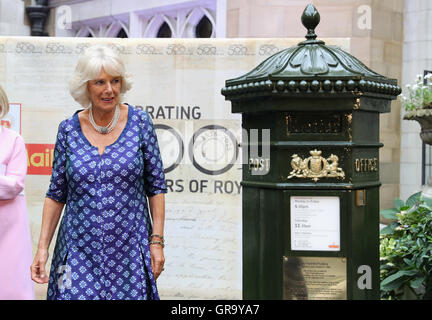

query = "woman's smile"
101;97;114;103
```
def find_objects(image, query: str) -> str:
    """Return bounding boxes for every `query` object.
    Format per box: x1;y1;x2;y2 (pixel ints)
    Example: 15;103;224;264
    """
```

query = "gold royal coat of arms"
288;150;345;182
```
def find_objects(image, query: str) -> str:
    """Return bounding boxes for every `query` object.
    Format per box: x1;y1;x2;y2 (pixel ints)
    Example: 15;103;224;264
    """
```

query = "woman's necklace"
89;104;120;134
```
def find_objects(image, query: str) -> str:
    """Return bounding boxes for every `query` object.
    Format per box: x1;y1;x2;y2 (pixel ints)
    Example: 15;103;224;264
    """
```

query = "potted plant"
403;73;432;144
380;192;432;299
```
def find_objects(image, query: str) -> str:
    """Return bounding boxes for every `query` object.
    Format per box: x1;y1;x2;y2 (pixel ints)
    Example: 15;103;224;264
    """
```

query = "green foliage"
402;74;432;111
380;192;432;299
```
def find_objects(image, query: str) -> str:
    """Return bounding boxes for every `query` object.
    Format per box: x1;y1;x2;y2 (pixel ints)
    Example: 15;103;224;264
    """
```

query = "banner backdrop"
0;36;349;300
1;103;21;133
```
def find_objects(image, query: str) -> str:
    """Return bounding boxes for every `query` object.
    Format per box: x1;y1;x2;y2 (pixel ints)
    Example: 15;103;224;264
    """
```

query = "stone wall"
0;0;31;36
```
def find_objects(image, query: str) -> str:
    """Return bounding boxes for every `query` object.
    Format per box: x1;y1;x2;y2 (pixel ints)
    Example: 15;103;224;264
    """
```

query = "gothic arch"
144;14;176;38
180;7;216;38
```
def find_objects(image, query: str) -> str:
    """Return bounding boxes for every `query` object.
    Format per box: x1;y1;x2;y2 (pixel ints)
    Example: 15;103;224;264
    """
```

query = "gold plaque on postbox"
283;256;347;300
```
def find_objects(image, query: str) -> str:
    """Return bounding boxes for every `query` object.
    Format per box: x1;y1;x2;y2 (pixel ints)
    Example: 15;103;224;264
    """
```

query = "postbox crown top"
222;4;401;100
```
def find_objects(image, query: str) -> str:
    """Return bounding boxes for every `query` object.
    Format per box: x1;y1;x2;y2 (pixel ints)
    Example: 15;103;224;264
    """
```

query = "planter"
404;108;432;198
404;108;432;145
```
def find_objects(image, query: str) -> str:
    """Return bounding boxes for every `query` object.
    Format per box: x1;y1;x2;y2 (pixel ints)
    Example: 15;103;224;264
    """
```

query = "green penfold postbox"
221;4;401;300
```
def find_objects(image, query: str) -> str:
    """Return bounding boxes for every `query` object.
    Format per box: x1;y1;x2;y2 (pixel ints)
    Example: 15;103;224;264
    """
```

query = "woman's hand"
150;244;165;280
30;249;50;284
148;194;165;280
31;197;64;284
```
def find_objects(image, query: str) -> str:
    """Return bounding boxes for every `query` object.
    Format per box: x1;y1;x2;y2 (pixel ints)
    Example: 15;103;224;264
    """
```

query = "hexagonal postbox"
221;5;401;300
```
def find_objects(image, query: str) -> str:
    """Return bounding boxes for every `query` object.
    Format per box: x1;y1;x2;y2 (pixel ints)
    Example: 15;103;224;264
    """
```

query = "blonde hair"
69;44;132;108
0;85;10;119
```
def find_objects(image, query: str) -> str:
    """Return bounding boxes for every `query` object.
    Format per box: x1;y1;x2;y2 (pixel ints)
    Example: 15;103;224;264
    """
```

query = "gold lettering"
249;158;270;171
355;158;379;173
367;159;373;171
265;158;270;171
355;159;360;172
248;158;253;171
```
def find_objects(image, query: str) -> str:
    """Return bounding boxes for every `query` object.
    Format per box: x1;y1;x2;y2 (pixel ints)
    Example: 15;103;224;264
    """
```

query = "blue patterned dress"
46;104;167;300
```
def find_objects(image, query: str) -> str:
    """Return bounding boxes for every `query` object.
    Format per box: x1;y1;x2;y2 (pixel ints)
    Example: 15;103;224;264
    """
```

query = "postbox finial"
301;4;320;41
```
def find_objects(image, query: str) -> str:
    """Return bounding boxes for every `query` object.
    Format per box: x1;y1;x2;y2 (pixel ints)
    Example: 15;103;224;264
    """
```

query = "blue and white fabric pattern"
46;104;167;300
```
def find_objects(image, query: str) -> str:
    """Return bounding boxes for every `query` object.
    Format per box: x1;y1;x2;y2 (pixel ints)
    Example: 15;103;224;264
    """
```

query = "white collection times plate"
290;196;340;251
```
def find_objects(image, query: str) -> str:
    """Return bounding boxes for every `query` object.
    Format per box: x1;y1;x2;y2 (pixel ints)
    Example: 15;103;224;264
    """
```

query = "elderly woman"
0;85;35;299
31;45;167;300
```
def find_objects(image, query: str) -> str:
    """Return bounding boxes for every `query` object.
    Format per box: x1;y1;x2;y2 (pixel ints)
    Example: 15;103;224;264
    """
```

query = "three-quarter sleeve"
46;120;68;204
140;112;167;197
0;134;27;200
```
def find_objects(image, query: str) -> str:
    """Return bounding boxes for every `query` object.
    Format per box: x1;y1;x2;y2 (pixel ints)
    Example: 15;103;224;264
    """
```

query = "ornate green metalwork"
222;3;402;300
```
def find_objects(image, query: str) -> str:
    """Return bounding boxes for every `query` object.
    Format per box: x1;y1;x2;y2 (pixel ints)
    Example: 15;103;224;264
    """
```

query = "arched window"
195;15;213;38
157;22;172;38
179;8;216;38
116;28;128;38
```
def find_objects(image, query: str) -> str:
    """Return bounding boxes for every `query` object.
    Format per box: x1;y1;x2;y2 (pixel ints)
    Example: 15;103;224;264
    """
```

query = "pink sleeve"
0;135;27;200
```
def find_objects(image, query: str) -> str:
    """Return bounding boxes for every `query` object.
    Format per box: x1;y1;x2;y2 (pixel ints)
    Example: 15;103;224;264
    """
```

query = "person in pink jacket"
0;85;34;300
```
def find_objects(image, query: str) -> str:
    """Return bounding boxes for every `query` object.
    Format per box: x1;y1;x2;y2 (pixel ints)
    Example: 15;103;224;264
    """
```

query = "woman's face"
87;68;122;112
